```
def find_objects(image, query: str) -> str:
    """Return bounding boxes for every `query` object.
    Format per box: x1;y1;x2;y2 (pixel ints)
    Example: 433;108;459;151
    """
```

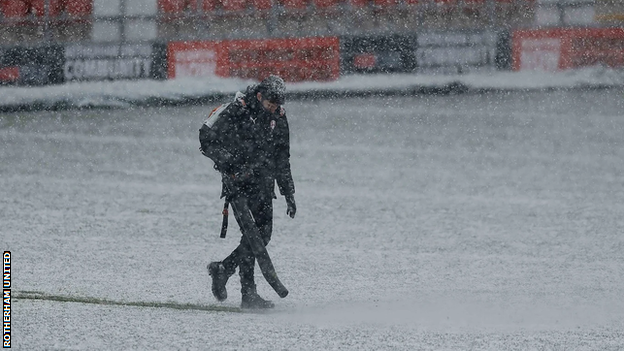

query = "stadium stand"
594;0;623;25
0;0;92;43
158;0;190;13
0;0;92;19
29;0;64;17
221;0;248;12
250;0;273;11
0;0;596;44
1;0;29;19
64;0;91;17
158;0;268;39
309;0;346;34
312;0;341;9
274;0;309;34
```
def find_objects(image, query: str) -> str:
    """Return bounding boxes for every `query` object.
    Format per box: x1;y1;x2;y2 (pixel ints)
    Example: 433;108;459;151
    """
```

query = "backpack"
202;92;245;129
200;93;244;239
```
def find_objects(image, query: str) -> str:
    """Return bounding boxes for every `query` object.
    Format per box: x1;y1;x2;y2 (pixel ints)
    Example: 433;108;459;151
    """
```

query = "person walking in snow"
199;75;296;309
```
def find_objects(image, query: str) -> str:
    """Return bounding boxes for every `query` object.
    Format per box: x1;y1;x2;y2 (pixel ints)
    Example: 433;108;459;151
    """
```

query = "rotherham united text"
3;251;10;348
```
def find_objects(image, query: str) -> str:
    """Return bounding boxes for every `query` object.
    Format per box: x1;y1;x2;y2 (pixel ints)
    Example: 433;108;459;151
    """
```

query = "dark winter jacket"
199;85;295;199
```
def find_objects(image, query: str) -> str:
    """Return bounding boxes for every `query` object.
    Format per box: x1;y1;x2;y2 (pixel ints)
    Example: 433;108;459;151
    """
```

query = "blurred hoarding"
513;28;624;71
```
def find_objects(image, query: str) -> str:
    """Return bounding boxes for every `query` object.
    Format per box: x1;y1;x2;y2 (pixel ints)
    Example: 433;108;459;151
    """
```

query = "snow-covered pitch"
2;86;624;349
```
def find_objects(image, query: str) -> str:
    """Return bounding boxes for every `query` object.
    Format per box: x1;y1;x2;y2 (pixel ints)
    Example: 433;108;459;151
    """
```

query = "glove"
285;194;296;219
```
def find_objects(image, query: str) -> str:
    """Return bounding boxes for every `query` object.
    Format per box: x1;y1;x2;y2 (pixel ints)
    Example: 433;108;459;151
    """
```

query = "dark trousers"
221;190;273;296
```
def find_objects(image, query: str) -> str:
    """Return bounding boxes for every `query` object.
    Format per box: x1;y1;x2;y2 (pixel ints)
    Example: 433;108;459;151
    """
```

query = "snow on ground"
1;73;624;350
0;66;623;110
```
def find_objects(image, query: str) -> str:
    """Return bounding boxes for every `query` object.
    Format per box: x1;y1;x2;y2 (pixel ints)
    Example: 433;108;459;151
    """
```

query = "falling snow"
2;71;624;350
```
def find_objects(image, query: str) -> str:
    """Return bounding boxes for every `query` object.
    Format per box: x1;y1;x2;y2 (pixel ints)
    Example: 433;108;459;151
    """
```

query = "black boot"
207;262;230;301
241;292;274;309
239;261;274;309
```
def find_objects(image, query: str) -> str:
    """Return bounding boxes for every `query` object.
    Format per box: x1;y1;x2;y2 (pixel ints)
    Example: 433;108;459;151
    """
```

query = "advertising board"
64;43;167;81
167;37;340;82
513;28;624;71
416;31;501;74
0;46;63;86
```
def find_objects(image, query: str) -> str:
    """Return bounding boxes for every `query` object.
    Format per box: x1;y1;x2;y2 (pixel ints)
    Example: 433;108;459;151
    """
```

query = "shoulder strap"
203;103;230;128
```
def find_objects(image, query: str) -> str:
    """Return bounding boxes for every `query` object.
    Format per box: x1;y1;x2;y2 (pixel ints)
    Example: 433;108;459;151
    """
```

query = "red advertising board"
513;28;624;71
167;36;340;82
223;37;340;82
167;41;228;79
0;66;19;83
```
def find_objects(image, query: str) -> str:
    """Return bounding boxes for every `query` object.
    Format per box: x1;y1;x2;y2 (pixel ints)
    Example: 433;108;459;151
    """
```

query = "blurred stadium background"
0;0;618;42
0;0;622;85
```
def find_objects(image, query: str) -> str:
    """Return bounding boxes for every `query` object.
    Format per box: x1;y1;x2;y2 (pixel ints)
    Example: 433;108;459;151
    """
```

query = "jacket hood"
243;84;262;112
